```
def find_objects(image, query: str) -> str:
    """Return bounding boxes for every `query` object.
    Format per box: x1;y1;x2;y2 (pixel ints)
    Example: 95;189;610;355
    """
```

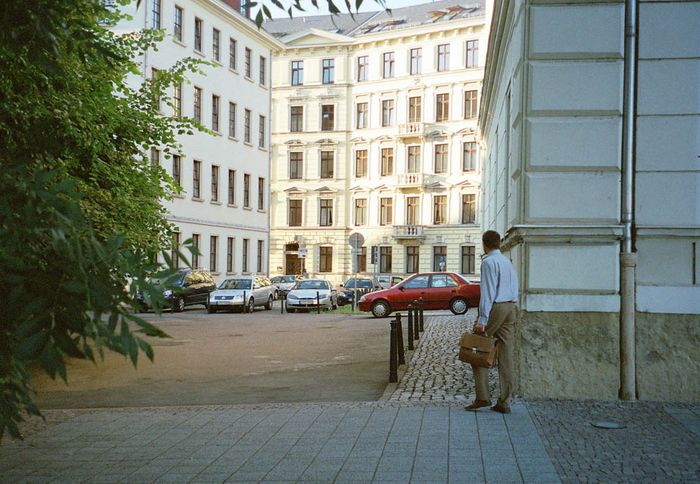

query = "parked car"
376;274;404;289
358;272;480;318
137;268;216;313
207;275;276;313
337;277;381;306
285;279;338;312
270;274;304;297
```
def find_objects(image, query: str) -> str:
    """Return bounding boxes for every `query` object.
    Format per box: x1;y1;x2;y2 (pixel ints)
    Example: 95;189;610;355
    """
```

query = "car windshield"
295;280;328;290
283;275;297;283
218;279;252;290
345;279;373;289
377;276;389;282
270;276;284;283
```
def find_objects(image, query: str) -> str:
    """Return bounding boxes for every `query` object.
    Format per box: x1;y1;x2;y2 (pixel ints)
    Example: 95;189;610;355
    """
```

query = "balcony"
397;122;426;138
397;173;424;188
393;225;425;240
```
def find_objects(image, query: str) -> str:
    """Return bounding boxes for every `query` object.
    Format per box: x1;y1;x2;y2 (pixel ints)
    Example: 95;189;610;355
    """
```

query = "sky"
267;0;442;19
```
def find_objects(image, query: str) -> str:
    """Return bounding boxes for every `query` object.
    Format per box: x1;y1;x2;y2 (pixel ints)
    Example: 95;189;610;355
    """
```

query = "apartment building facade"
266;1;488;284
118;0;281;281
480;0;699;401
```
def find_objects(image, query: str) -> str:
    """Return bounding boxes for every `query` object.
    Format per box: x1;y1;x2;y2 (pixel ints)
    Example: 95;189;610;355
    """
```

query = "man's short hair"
482;230;501;250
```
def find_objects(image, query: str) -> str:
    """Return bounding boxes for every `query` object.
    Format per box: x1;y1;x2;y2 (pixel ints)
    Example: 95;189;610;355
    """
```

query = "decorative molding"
165;215;268;234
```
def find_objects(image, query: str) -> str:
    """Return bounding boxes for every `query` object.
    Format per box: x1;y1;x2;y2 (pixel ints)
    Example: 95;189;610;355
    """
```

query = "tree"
0;0;205;440
248;0;390;27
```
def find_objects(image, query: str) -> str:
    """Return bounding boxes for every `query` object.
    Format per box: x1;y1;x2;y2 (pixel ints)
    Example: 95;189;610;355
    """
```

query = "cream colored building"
480;0;699;401
265;1;488;284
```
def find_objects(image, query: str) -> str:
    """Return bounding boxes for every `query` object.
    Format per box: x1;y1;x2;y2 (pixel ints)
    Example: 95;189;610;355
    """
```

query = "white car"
270;274;304;297
208;276;275;313
285;279;338;312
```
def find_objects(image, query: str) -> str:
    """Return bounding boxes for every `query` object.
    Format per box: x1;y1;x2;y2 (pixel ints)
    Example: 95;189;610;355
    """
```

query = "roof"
263;0;485;39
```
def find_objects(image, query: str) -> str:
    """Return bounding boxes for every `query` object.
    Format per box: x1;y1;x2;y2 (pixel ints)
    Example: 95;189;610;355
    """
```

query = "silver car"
208;276;276;313
270;274;304;297
285;279;338;312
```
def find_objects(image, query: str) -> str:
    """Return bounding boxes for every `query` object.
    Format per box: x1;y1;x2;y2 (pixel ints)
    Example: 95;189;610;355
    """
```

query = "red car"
358;272;480;318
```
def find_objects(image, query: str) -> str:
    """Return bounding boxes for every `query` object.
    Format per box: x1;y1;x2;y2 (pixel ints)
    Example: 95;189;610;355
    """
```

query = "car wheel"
265;295;273;310
248;298;255;313
371;300;391;318
173;297;185;313
450;297;468;315
137;304;149;313
207;305;217;314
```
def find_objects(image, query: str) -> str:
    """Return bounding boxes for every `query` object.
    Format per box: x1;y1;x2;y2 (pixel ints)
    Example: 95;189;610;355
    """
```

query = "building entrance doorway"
284;242;304;275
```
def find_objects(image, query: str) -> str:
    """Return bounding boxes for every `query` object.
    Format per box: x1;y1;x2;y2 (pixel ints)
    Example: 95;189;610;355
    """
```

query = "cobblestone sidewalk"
388;310;498;402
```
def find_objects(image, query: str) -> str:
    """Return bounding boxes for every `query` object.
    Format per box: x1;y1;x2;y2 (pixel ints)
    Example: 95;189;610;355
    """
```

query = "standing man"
465;230;518;414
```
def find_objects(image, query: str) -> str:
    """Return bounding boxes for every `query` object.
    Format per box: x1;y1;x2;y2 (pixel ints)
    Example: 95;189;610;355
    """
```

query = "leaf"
16;331;49;360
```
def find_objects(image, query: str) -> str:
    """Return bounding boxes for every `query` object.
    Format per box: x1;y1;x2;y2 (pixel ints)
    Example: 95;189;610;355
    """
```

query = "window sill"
172;192;186;199
192;197;204;202
226;271;236;275
244;76;254;83
172;39;186;48
259;83;267;89
244;141;253;147
258;146;267;152
212;59;222;67
229;67;239;75
194;49;205;58
211;271;221;276
243;206;252;211
257;209;266;214
227;203;238;208
211;201;222;205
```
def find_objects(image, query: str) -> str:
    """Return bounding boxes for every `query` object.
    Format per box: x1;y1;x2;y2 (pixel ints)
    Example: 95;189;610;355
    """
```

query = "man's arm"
477;260;498;327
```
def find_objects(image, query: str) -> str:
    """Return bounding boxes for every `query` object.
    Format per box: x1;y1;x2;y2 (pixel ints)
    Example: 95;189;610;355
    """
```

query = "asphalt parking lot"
30;302;391;409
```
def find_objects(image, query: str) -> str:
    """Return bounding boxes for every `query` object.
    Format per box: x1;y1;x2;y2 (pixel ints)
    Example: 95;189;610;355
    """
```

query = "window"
211;165;219;201
193;160;201;198
242;239;249;273
257;240;264;273
192;234;200;268
259;115;265;148
356;247;367;272
431;273;457;287
407;146;421;173
322;59;334;84
193;87;202;122
382;52;395;78
354;198;366;226
433;195;447;225
289;199;302;226
290;106;303;132
319;199;333;226
321;105;334;131
228;102;236;138
210;236;218;272
379;197;393;226
229;38;237;70
289;152;303;180
437;43;450;71
410;48;422;75
381;148;394;176
464;90;478;119
173;82;182;116
211;95;219;132
194;17;202;52
244;109;251;143
212;28;220;61
408;96;421;123
357;56;368;81
461;246;476;274
433;246;447;271
151;68;161;111
259;56;266;85
320;151;334;179
434;143;448;174
461;194;476;224
355;150;367;178
406;246;420;273
171;231;180;269
356;102;368;129
172;155;181;186
240;0;250;17
173;5;183;41
462;141;477;171
319;247;332;273
227;237;235;272
243;173;250;207
150;148;160;166
382;99;394;127
244;48;252;78
228;169;236;204
380;247;392;273
406;196;419;225
466;40;479;68
436;93;449;122
151;0;161;29
291;60;303;85
258;177;264;210
404;274;429;289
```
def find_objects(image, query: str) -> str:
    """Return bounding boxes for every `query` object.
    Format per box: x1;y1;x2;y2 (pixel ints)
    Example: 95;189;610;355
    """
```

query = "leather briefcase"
458;332;498;368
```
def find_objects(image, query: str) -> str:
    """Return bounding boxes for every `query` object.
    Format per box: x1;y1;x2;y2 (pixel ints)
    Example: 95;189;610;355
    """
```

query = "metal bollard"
243;290;247;313
407;304;414;351
418;297;424;332
395;313;405;366
317;291;321;314
412;300;419;341
389;318;398;383
280;293;285;314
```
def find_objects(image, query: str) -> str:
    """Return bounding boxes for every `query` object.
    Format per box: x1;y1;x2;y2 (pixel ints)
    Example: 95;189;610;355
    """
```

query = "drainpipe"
619;0;638;401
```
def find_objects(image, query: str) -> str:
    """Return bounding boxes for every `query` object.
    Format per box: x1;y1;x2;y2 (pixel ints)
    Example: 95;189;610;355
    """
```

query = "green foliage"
250;0;390;27
0;0;206;440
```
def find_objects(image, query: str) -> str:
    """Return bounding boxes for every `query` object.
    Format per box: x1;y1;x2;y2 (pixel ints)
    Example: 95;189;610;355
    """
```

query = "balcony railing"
393;225;425;239
397;173;424;188
397;122;425;138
